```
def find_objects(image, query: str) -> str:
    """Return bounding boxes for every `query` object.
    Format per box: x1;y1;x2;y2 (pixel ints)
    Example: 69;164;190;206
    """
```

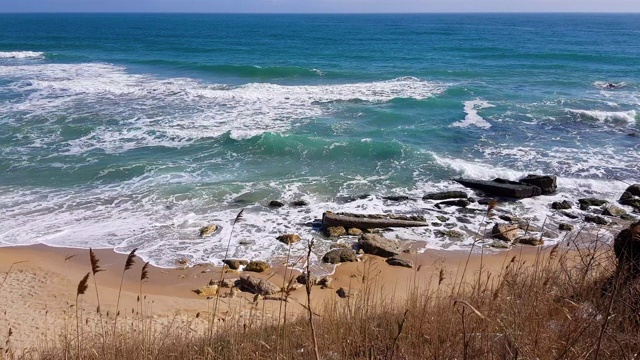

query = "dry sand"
0;242;558;352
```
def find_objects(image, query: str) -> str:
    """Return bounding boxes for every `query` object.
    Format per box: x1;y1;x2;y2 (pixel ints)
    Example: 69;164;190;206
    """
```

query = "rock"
499;215;521;222
517;237;544;246
238;275;280;295
620;197;640;211
329;243;351;250
559;223;574;231
322;249;357;264
519;174;557;195
578;198;607;211
193;285;218;297
436;215;449;223
613;221;640;274
268;200;285;208
325;226;347;238
245;261;270;273
584;215;608;225
423;191;468;201
199;224;218;238
437;229;464;239
435;199;470;208
358;233;401;258
552;200;573;210
560;211;580;219
383;195;412;202
456;217;472;224
386;256;414;268
491;240;511;249
517;221;542;233
603;205;627;217
291;200;308;207
492;223;521;243
347;228;363;236
622;214;638;221
277;234;301;244
455;178;542;199
619;186;640;211
318;277;334;289
222;259;249;270
623;184;640;197
296;273;318;285
336;287;356;298
217;278;238;288
322;212;428;229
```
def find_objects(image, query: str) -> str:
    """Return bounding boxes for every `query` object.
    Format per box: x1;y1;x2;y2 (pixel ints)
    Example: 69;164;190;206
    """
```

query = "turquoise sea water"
1;14;639;271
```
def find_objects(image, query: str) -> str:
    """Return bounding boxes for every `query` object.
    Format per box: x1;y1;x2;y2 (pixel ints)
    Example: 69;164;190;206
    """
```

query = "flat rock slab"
238;275;280;295
455;178;542;199
322;212;428;229
358;233;401;258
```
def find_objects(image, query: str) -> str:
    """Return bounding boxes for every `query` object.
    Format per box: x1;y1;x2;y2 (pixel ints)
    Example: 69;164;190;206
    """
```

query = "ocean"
0;13;638;272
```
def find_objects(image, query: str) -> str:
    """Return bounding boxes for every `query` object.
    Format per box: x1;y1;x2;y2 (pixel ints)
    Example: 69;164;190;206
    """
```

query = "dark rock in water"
437;229;464;239
584;215;608;225
603;205;627;217
622;214;638;221
619;184;640;211
517;237;544;246
291;200;308;207
559;223;574;231
325;226;347;238
613;221;640;275
629;132;638;137
223;259;249;270
322;249;357;264
277;234;302;244
519;174;557;195
436;215;449;223
269;200;285;208
578;198;607;210
423;191;468;201
455;178;542;199
383;195;412;202
477;198;496;205
386;256;414;268
456;216;472;224
552;200;573;210
435;199;470;208
560;211;580;219
499;214;521;223
492;223;521;243
322;212;428;229
358;233;400;258
238;275;279;295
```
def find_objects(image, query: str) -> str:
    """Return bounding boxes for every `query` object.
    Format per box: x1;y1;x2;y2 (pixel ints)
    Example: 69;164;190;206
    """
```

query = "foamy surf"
0;51;44;59
450;99;495;129
567;109;637;123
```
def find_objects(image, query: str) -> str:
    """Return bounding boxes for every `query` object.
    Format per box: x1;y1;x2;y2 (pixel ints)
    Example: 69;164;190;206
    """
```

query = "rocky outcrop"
199;224;219;238
238;275;280;295
358;234;401;258
584;215;608;225
386;256;414;268
619;184;640;211
223;259;249;270
455;178;542;199
322;249;357;264
603;205;627;217
552;200;573;210
435;199;470;208
578;198;607;210
492;223;521;243
268;200;285;208
614;221;640;275
325;226;347;238
519;174;557;195
322;212;428;229
423;191;468;201
245;261;270;273
277;234;301;245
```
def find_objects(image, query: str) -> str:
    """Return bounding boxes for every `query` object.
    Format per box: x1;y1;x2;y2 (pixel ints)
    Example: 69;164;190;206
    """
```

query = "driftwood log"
322;212;428;229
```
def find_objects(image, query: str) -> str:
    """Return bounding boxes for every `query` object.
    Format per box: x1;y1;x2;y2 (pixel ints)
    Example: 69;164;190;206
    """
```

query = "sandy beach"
0;242;552;351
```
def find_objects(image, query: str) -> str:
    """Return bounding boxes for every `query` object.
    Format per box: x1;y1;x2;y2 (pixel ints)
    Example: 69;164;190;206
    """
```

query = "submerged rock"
277;234;301;244
552;200;573;210
291;200;308;207
578;198;607;211
455;178;542;199
199;224;219;238
423;191;468;201
435;199;470;208
584;215;608;225
383;195;412;202
268;200;285;208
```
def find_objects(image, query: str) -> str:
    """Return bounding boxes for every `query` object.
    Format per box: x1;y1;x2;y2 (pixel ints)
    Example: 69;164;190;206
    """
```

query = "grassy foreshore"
1;221;639;359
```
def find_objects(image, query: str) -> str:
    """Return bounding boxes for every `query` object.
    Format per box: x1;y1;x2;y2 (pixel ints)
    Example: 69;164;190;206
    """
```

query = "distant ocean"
1;14;638;272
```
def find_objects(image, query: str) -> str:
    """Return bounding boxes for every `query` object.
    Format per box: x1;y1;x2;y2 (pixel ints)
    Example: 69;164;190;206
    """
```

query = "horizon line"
1;11;640;15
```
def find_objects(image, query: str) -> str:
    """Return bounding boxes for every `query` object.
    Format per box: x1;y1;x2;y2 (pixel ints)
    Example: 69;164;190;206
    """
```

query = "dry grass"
4;225;640;360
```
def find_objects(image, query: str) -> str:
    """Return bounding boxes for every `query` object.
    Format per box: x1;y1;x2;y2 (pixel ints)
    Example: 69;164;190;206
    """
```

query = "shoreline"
0;242;553;351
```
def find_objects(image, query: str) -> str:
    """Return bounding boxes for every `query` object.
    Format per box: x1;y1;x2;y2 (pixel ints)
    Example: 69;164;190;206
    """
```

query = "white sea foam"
567;109;637;123
593;81;627;90
0;51;44;59
0;63;445;153
450;99;495;129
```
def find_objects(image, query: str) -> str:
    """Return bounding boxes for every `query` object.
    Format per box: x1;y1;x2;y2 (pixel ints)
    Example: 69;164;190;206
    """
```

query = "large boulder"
519;175;557;195
578;198;607;211
492;223;521;243
602;205;627;217
238;275;280;295
322;249;357;264
613;221;640;275
423;191;468;201
358;234;401;258
551;200;573;210
245;261;270;273
620;184;640;211
455;178;542;199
